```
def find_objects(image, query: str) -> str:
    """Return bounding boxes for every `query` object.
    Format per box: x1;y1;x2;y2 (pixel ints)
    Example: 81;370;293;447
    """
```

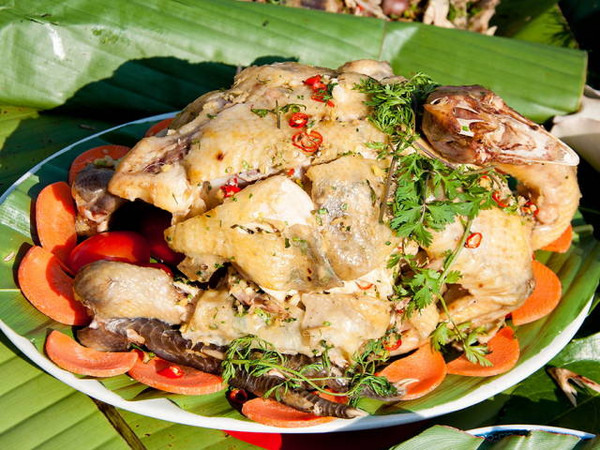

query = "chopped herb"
251;108;270;118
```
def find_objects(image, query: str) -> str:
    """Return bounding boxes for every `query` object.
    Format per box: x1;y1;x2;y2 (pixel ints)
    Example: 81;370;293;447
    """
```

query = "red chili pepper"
303;75;322;87
292;130;323;153
157;364;184;379
134;348;154;363
286;168;295;177
221;185;241;198
310;93;334;107
355;280;374;290
492;191;509;208
465;232;482;249
384;336;402;352
228;388;249;404
221;178;241;198
521;201;539;217
288;112;309;128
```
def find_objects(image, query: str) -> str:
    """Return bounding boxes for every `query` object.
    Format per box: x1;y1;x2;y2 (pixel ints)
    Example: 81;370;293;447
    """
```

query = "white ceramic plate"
0;113;593;433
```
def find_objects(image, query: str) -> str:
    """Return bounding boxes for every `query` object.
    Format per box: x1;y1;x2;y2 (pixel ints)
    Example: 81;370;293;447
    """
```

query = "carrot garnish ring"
45;330;137;377
446;327;520;377
18;246;89;325
144;117;175;137
541;224;573;253
241;398;337;428
68;145;130;184
35;181;77;263
511;260;562;325
378;342;447;400
128;354;224;395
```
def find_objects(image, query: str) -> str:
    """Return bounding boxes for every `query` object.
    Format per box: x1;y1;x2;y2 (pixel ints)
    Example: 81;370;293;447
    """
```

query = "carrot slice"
17;246;89;325
541;224;573;253
35;182;77;263
128;354;224;395
378;342;447;400
241;398;338;428
511;260;562;326
68;145;130;184
447;327;520;377
145;118;174;137
45;330;137;377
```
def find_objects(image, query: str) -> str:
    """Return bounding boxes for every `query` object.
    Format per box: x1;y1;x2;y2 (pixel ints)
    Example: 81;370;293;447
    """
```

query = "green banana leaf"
389;425;597;450
0;0;586;123
0;338;259;449
0;0;597;445
0;116;598;434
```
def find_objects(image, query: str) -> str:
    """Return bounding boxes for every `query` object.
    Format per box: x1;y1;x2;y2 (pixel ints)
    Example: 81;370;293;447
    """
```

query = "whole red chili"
492;191;509;208
465;232;482;249
157;364;184;379
288;112;309;128
292;130;323;153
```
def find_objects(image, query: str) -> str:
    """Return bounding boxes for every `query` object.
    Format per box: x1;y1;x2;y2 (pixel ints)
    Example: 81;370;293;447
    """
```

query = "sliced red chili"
384;336;402;352
286;168;295;177
221;185;241;198
292;130;323;153
355;280;374;290
521;200;539;217
221;178;241;198
228;388;249;404
288;112;309;128
157;364;184;379
303;75;322;87
492;191;509;208
465;232;482;249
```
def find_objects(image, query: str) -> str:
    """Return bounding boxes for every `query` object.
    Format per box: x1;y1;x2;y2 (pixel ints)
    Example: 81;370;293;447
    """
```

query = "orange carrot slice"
447;327;520;377
541;224;573;253
35;181;77;263
145;118;174;137
378;342;447;400
68;145;130;184
45;330;137;377
128;354;224;395
18;246;89;325
241;398;339;428
511;260;562;326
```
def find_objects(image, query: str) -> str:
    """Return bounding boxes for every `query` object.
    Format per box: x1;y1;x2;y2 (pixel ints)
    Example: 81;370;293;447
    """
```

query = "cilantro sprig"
357;74;504;366
431;322;492;366
390;152;496;247
222;335;397;405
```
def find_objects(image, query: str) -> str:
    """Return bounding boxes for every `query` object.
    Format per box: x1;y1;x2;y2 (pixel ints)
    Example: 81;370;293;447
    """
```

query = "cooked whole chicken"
69;60;580;419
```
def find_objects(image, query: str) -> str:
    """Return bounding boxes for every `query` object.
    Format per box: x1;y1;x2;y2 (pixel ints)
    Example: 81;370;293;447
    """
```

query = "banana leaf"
0;337;259;449
0;0;586;123
389;425;596;450
0;0;596;445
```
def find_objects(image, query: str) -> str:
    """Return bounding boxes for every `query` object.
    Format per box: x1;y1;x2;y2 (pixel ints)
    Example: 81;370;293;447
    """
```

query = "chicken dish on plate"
19;59;580;426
